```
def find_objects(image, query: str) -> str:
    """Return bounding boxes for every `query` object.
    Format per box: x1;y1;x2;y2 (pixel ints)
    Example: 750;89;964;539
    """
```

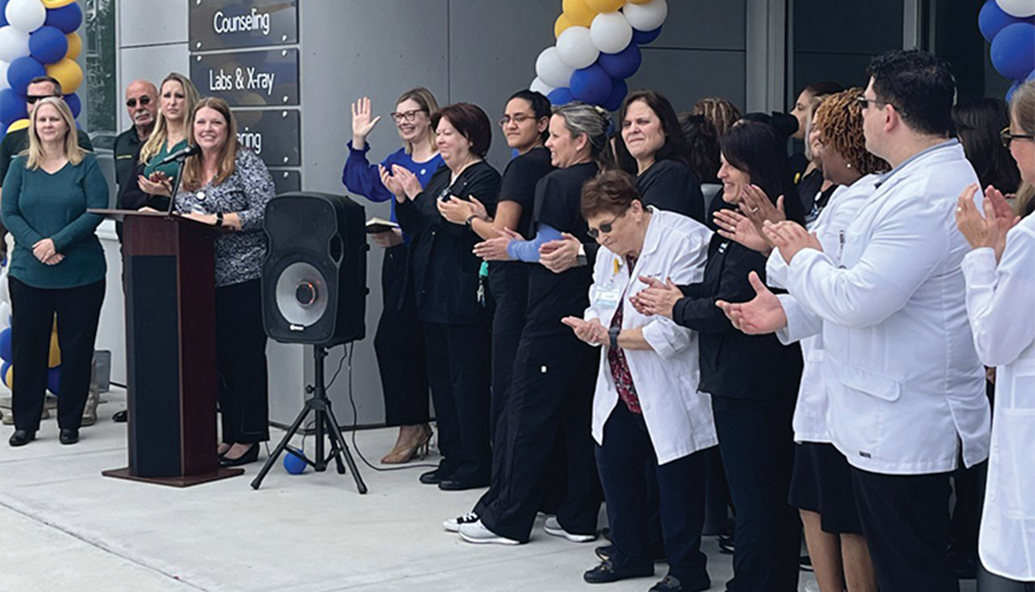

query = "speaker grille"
275;262;329;328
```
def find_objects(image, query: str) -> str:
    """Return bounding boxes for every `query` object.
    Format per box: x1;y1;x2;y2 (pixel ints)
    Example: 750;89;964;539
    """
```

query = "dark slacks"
10;277;105;432
596;402;710;586
423;321;492;484
374;244;430;426
479;331;602;543
978;565;1035;591
850;466;958;592
712;394;801;592
215;279;269;444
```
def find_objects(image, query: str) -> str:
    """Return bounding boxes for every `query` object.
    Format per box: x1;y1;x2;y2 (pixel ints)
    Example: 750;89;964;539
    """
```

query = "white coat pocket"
996;408;1035;519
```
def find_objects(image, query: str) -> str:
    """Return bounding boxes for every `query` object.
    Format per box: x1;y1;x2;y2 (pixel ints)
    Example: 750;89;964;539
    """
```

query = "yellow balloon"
3;365;12;390
626;0;652;3
45;59;84;95
562;0;597;27
65;33;82;61
42;0;77;7
555;14;575;38
587;0;625;12
7;119;30;134
49;332;61;369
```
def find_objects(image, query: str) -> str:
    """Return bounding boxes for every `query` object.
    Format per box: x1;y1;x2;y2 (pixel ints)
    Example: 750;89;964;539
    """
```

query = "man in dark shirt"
110;79;157;424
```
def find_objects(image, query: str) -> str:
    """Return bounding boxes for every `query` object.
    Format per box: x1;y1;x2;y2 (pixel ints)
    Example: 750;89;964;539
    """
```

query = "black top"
117;150;171;212
525;162;599;338
0;128;94;187
636;160;706;224
672;202;803;400
796;167;824;216
113;127;146;190
396;160;501;325
499;147;555;239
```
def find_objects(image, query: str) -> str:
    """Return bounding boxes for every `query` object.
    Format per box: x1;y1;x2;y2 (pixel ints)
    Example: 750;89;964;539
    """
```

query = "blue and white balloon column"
0;0;83;136
531;0;668;110
979;0;1035;101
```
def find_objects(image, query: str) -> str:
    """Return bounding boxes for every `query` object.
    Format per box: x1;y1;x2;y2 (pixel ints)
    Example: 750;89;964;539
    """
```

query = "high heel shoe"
219;443;259;467
381;424;433;464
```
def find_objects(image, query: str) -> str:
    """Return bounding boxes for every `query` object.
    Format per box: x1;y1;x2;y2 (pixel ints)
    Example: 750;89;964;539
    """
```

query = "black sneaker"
649;575;712;592
583;559;653;584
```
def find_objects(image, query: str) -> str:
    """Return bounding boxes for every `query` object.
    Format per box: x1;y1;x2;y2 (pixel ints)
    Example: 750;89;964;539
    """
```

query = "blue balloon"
1028;69;1035;82
0;88;27;127
571;64;613;105
47;366;60;396
602;78;629;112
0;0;9;27
979;0;1031;42
632;25;663;45
0;327;11;362
283;449;307;474
1;361;10;384
7;56;47;96
598;44;642;80
991;22;1035;80
45;2;84;34
29;26;69;64
548;87;575;106
64;92;81;118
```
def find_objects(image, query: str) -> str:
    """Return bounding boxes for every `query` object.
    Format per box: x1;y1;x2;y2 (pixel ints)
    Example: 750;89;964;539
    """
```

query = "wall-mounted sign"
235;109;300;167
189;0;298;51
191;48;299;107
270;169;301;195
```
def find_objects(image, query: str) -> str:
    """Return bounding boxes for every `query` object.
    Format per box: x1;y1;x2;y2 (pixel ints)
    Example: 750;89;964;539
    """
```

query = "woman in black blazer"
635;121;806;592
386;103;500;490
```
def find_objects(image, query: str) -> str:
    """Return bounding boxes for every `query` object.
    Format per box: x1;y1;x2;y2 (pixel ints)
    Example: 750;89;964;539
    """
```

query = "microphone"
156;144;201;166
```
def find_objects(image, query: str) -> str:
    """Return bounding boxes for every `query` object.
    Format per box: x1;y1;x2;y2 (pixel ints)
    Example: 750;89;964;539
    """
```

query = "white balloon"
556;26;599;70
0;27;31;63
5;0;47;34
0;62;10;92
0;302;9;331
536;47;576;89
590;11;634;54
530;77;555;96
996;0;1035;17
623;0;668;31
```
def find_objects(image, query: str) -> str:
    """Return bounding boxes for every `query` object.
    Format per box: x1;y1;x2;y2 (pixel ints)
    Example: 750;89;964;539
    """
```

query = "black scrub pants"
850;466;959;592
712;394;801;592
479;330;602;543
596;402;710;587
423;321;492;485
215;279;269;444
978;565;1035;591
374;244;430;426
10;277;104;432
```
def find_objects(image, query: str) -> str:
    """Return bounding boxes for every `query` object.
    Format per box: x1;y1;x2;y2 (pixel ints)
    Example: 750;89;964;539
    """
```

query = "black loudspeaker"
262;192;368;346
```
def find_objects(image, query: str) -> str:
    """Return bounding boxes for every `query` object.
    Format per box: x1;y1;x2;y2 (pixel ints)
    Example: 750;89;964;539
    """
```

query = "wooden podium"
92;210;243;487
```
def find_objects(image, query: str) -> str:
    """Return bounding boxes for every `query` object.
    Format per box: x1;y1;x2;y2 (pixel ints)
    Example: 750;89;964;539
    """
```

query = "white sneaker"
443;512;479;533
544;516;596;543
458;520;520;545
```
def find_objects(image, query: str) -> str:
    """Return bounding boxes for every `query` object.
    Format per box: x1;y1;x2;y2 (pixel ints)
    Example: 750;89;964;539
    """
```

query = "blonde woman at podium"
2;97;108;447
174;97;276;467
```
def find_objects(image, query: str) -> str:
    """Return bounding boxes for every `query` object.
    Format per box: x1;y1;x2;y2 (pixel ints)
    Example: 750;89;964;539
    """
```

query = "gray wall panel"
655;0;746;50
117;45;192;130
118;0;189;48
630;48;747;113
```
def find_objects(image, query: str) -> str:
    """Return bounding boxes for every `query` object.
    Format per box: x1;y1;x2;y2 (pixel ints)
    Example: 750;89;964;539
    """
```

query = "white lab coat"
785;141;990;475
767;175;879;444
585;209;717;465
966;215;1035;582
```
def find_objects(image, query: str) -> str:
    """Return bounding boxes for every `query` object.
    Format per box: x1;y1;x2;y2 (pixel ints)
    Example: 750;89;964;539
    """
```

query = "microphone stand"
164;151;194;216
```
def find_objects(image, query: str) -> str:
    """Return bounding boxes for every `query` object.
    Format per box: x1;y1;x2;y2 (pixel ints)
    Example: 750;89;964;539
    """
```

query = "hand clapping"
715;271;788;334
631;276;682;319
955;183;1019;261
562;316;608;346
764;220;822;265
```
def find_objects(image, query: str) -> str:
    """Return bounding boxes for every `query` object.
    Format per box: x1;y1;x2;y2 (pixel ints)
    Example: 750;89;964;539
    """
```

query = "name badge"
594;284;622;309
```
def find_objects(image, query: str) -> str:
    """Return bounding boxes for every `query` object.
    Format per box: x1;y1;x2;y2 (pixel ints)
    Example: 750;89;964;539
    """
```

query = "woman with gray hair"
452;102;610;546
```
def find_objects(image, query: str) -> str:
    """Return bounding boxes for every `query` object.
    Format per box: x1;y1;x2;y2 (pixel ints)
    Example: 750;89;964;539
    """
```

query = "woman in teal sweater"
1;97;109;447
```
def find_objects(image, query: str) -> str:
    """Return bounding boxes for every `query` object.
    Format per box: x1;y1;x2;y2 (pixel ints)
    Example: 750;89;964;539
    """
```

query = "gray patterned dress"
174;148;276;287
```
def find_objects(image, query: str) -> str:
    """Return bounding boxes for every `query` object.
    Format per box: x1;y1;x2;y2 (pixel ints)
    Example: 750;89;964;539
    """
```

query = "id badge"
594;284;622;309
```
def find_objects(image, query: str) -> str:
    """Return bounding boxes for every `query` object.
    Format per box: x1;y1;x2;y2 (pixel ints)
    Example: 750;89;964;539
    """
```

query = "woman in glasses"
120;73;200;212
437;90;555;531
342;88;443;464
458;102;609;546
635;121;807;592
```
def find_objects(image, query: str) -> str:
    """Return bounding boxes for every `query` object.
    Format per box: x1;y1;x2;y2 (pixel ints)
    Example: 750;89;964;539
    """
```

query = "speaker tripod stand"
251;346;367;493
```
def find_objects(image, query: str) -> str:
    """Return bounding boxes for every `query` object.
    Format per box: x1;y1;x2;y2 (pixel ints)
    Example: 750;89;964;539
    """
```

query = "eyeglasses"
498;114;536;127
1000;127;1034;148
587;212;626;239
856;94;908;118
26;95;57;104
391;109;425;123
126;96;152;109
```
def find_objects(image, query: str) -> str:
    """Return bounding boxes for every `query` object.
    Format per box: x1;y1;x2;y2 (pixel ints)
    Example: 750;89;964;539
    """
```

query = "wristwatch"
465;214;479;229
608;326;620;349
215;212;224;227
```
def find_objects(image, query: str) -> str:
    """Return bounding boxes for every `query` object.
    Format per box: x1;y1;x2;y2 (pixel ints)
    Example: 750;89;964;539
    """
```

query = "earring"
846;163;852;169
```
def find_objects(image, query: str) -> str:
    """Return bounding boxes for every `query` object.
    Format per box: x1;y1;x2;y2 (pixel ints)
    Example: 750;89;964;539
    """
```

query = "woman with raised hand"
955;79;1035;592
387;103;500;490
343;88;443;464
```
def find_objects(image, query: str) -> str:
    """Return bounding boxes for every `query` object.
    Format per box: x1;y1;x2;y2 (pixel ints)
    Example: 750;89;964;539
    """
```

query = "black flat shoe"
583;559;653;584
595;543;666;562
112;410;128;423
438;478;489;491
419;467;452;485
59;428;79;445
9;430;35;447
219;444;258;467
649;575;711;592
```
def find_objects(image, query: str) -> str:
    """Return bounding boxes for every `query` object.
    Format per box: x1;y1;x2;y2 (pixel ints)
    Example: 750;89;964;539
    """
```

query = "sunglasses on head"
26;95;57;104
126;96;152;109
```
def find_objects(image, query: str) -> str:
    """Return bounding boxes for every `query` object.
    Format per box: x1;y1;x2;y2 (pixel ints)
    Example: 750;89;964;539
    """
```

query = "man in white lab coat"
755;50;991;592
